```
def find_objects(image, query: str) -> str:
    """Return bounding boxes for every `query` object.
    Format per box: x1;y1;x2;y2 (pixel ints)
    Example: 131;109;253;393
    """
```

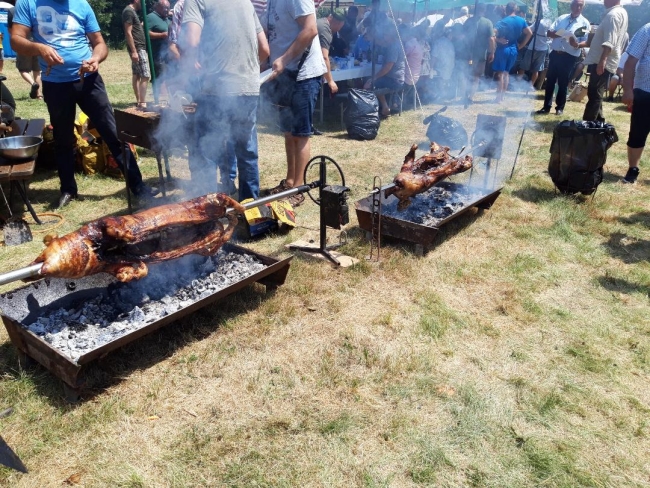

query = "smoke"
152;0;263;201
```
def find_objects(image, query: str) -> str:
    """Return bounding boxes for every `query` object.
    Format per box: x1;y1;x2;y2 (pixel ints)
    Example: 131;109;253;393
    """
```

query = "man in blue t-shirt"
10;0;158;209
493;2;531;102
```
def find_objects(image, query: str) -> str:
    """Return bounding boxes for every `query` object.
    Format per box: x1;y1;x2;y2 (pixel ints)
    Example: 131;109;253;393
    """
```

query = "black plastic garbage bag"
344;89;380;141
423;112;468;150
548;120;618;195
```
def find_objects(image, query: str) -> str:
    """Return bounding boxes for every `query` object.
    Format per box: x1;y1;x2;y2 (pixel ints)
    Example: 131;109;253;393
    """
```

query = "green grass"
1;50;650;487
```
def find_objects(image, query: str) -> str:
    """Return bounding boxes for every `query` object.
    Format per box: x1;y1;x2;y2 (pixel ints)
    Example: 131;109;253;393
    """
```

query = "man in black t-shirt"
123;0;149;107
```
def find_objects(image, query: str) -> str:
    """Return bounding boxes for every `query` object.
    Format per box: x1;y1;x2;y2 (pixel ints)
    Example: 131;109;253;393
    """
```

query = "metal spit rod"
0;183;320;288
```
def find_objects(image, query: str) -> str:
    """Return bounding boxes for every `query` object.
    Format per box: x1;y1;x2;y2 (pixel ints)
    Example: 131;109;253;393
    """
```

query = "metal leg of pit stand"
483;157;493;190
12;181;41;224
163;151;172;182
155;151;166;198
122;141;132;214
288;156;342;266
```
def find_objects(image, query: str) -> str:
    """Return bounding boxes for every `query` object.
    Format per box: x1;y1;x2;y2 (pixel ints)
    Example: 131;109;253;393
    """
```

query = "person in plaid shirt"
621;23;650;184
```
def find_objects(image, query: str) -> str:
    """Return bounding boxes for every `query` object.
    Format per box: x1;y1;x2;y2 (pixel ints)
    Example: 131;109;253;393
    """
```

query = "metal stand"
289;156;349;266
368;176;382;262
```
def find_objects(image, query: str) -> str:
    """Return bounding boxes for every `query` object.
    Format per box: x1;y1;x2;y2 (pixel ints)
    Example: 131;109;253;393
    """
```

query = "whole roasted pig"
32;193;245;283
385;142;472;210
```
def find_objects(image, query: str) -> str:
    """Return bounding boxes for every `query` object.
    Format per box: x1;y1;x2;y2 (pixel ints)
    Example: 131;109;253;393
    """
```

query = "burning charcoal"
19;250;268;362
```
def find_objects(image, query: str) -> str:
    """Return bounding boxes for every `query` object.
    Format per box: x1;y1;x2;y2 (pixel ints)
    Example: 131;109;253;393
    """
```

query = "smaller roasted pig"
32;193;245;283
385;142;472;209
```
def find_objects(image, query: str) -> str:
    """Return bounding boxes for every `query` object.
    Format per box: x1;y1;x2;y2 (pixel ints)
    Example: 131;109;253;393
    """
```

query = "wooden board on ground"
285;240;359;267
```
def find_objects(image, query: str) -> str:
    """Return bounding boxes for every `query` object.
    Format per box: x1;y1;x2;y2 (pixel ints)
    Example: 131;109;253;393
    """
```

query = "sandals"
288;193;305;207
265;179;289;196
29;83;39;99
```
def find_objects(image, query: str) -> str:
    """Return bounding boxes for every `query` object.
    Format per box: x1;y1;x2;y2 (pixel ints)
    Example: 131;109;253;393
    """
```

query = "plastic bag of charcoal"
548;120;618;195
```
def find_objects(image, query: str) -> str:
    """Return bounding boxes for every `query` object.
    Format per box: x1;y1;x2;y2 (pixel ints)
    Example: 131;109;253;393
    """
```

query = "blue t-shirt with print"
13;0;100;83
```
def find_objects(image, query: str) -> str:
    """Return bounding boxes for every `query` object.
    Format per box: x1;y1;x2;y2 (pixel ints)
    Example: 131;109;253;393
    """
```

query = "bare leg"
132;74;139;103
284;134;310;187
496;71;506;102
33;70;42;97
530;70;539;87
377;94;389;115
20;71;35;86
628;146;643;169
137;77;149;105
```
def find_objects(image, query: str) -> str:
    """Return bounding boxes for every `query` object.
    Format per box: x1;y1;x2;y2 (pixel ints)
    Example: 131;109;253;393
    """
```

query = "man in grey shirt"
262;0;326;208
582;0;628;121
181;0;269;200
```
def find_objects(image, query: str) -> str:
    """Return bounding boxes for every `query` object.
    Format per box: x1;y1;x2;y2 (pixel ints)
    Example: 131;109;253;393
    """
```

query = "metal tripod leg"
12;181;41;224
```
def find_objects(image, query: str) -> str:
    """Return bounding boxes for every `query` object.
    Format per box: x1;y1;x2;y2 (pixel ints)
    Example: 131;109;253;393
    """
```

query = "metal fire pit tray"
0;244;291;401
355;181;502;253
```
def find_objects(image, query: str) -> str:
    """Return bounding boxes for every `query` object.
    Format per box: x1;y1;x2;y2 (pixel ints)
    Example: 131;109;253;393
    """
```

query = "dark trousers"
582;64;612;122
42;72;143;195
192;95;259;200
543;51;579;111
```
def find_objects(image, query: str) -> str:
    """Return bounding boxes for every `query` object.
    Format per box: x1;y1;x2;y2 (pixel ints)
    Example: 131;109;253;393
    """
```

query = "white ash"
382;185;489;227
23;250;266;363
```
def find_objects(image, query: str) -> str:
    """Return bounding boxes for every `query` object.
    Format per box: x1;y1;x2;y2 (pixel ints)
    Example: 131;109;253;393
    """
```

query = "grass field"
0;50;649;487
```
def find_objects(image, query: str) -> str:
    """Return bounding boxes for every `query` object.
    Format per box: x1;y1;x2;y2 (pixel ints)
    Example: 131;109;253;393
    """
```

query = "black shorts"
627;88;650;149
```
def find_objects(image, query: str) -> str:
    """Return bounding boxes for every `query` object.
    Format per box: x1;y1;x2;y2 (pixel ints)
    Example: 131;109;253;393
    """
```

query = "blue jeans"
192;94;259;200
279;77;321;137
42;72;143;195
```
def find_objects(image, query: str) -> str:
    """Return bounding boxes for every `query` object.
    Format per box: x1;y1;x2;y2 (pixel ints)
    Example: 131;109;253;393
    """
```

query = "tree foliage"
87;0;162;48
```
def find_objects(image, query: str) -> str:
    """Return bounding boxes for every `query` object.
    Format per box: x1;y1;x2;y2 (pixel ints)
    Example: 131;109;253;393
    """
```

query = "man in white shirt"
621;24;650;184
536;0;590;115
582;0;628;121
261;0;327;208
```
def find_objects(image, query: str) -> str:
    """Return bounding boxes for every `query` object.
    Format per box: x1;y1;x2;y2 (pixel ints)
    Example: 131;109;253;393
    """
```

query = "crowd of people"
1;0;648;211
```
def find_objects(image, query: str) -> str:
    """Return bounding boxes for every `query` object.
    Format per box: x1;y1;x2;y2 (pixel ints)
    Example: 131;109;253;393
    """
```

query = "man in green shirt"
147;0;171;100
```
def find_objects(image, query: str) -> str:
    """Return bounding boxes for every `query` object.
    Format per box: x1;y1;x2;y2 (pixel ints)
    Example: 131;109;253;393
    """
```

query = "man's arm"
81;31;108;74
597;45;612;75
363;62;394;89
321;46;338;93
258;31;270;64
272;13;317;75
180;21;202;71
621;54;638;109
123;21;139;63
488;36;496;63
518;26;533;50
149;29;168;40
11;23;64;66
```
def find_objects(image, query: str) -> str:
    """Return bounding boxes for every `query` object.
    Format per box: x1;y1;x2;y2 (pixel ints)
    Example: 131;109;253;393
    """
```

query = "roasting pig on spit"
31;193;245;283
385;142;473;210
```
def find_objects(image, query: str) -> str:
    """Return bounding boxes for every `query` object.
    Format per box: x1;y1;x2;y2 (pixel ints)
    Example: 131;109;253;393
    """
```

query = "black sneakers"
133;183;159;198
536;107;551;114
621;167;640;184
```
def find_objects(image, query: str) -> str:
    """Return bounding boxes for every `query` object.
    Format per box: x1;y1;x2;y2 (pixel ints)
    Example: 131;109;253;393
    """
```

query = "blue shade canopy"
354;0;525;8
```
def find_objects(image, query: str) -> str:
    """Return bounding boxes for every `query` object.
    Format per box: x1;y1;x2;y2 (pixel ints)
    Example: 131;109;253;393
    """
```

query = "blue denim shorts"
279;76;321;137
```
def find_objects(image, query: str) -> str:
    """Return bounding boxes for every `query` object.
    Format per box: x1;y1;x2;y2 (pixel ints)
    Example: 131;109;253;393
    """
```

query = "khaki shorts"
16;54;39;73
